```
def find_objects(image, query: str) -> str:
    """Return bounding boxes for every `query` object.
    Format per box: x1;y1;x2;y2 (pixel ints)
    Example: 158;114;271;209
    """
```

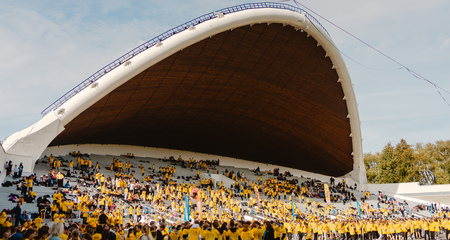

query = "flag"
291;201;295;220
324;184;331;205
254;186;260;207
356;201;361;218
184;193;190;222
196;192;203;219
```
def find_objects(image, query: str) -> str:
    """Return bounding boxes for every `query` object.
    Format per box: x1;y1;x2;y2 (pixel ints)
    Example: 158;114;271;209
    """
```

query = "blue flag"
356;201;361;218
184;193;190;222
291;201;295;220
431;203;433;216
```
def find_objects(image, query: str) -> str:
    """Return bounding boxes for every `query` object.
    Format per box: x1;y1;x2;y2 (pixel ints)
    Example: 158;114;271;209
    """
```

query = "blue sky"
0;0;449;153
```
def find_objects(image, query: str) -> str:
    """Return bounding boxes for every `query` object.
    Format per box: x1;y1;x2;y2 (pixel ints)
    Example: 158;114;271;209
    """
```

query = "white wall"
43;144;359;186
367;182;450;195
0;143;35;185
0;144;6;181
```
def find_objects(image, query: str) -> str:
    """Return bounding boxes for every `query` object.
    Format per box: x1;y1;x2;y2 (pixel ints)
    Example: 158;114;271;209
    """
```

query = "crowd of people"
1;152;449;240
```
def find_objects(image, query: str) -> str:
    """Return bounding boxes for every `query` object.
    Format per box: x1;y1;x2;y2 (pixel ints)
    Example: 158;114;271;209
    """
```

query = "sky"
0;0;449;154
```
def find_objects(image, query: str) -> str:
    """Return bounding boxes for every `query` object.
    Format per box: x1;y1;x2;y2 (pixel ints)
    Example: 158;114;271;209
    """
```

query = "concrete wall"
0;143;35;184
367;182;450;195
43;144;359;186
2;114;65;172
0;144;5;181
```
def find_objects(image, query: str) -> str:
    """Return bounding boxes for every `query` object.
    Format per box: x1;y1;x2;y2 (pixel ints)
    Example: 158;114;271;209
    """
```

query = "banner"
196;193;203;219
291;201;295;220
363;202;369;215
184;193;190;222
324;184;331;205
254;186;260;207
356;201;361;218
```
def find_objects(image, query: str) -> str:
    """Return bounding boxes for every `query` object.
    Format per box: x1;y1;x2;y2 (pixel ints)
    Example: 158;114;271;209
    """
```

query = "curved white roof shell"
1;2;367;185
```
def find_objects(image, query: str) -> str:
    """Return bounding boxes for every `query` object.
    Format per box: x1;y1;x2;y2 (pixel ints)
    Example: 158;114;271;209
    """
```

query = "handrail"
41;2;328;117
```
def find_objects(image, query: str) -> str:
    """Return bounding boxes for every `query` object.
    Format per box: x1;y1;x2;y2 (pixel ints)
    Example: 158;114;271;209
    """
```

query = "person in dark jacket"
11;203;21;227
99;213;108;225
156;224;165;240
263;221;275;240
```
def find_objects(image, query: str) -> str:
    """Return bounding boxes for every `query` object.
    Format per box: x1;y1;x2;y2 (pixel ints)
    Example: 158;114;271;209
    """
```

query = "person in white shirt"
13;165;19;178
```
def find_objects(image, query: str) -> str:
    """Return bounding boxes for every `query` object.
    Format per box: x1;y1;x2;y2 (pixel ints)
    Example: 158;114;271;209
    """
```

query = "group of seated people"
3;151;449;240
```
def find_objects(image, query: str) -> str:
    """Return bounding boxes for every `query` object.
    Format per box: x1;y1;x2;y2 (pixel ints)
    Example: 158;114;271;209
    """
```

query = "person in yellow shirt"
56;172;64;187
81;205;89;224
136;206;142;222
69;160;74;173
56;160;61;172
189;223;202;240
202;223;218;240
129;205;134;219
60;228;69;240
135;226;144;240
430;219;440;240
28;178;34;192
58;212;66;224
92;226;103;240
239;222;254;240
227;221;240;240
51;207;59;222
22;219;33;230
126;228;137;240
278;222;287;240
251;222;264;240
423;219;430;240
33;216;43;229
66;199;74;222
61;200;68;216
3;217;12;227
125;162;131;174
414;219;421;239
169;225;181;240
0;212;7;226
49;155;55;169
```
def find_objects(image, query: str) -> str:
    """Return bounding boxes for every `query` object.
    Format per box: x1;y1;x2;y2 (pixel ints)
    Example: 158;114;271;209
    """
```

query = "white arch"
1;6;366;185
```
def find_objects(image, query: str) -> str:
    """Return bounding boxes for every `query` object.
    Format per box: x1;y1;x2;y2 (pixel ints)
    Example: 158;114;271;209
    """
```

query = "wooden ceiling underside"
50;23;353;176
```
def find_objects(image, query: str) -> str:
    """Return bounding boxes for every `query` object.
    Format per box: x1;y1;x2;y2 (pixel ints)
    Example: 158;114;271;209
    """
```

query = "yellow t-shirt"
60;233;68;240
188;228;201;240
92;233;102;240
240;230;254;240
34;217;43;229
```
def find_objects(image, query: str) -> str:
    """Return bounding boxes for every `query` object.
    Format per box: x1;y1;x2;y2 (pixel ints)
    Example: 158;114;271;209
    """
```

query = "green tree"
364;139;450;184
364;152;380;183
393;139;416;182
377;142;398;183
